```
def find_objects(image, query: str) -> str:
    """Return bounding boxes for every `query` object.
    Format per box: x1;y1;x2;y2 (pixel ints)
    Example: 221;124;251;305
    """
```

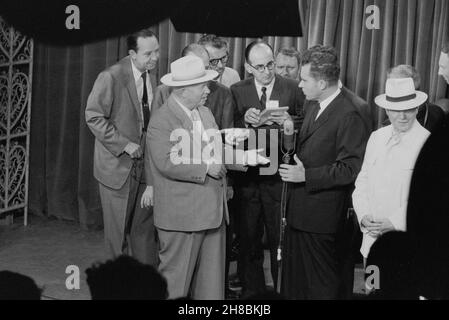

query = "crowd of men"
85;29;449;300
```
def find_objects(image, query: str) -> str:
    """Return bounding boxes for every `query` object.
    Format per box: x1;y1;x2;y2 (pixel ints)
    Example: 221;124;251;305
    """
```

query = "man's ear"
318;79;327;91
128;49;136;58
244;62;253;75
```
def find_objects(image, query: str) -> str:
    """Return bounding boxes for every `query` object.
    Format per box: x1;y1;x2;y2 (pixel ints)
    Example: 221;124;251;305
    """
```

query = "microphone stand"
276;128;297;294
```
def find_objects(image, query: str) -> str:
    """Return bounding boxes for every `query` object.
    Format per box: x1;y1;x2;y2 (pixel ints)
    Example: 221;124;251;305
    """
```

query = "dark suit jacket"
230;75;305;177
340;86;373;133
287;92;369;234
231;74;304;129
152;81;234;130
85;56;156;189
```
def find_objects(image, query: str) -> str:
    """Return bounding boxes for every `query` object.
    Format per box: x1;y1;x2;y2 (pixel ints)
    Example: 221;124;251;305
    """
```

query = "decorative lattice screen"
0;16;33;225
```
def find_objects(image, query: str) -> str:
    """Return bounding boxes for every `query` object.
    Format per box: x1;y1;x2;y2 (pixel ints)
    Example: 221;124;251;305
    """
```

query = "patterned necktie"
260;86;267;109
191;108;203;141
141;72;150;131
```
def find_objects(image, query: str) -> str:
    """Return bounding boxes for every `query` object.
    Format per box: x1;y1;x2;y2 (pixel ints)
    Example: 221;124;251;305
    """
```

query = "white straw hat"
375;77;427;110
160;55;218;87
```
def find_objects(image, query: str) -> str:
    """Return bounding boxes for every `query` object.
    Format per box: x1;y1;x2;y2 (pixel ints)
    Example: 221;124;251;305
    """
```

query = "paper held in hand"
257;105;289;126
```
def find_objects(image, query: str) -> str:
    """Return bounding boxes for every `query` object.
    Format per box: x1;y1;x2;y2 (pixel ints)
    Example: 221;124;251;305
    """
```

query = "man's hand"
361;215;382;236
140;185;154;209
244;148;270;166
207;163;227;180
279;154;305;183
226;186;234;201
374;218;396;236
124;142;142;159
244;108;261;127
269;111;291;126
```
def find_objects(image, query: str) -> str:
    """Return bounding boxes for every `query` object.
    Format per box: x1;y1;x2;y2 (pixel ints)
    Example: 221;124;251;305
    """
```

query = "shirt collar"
173;96;194;120
319;88;341;110
254;76;275;94
131;58;145;83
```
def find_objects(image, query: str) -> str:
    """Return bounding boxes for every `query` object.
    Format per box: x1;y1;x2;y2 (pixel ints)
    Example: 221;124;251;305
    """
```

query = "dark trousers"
124;158;158;267
238;177;281;297
336;209;362;299
225;191;241;288
281;226;339;300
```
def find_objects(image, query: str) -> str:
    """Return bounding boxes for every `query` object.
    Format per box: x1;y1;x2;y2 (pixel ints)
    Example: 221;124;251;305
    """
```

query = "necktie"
191;108;203;140
260;86;267;109
141;72;150;131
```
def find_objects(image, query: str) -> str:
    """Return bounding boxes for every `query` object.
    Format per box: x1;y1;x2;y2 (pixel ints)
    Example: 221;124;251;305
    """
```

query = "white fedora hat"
160;55;218;87
375;77;427;111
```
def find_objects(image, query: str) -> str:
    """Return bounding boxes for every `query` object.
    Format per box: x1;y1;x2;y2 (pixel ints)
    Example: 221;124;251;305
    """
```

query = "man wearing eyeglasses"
230;40;305;298
198;34;241;88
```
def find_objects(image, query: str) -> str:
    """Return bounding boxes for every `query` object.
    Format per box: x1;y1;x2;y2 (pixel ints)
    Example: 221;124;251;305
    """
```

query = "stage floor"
0;215;365;300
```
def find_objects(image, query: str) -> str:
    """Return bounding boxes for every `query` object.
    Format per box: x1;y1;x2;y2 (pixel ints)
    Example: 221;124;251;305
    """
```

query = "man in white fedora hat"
352;77;430;262
144;55;267;299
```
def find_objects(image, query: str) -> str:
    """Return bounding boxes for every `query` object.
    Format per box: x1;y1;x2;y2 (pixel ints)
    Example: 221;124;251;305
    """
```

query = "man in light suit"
151;43;238;298
85;28;159;265
231;40;304;297
146;55;267;299
279;45;369;299
152;43;234;130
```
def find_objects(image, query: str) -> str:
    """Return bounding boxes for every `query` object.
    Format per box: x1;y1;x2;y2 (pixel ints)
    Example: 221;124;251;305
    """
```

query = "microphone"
282;118;295;153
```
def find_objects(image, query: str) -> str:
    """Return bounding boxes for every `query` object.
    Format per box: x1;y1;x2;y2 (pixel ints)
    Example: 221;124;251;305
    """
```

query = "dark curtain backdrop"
29;0;449;228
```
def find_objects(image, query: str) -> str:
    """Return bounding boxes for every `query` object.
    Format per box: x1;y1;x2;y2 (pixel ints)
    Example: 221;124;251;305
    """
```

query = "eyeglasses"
249;60;275;72
209;54;229;67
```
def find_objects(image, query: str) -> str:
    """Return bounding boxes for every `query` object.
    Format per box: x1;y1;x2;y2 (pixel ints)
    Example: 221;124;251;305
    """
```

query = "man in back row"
198;34;241;88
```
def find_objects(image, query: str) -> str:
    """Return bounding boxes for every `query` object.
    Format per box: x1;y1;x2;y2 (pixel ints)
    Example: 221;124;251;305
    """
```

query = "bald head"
245;42;274;65
181;43;210;69
244;41;275;85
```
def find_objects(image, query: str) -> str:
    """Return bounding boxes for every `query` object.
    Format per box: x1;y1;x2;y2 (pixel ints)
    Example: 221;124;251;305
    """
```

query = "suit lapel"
300;93;343;146
299;101;319;146
167;95;193;132
269;75;282;102
247;79;263;110
121;57;143;132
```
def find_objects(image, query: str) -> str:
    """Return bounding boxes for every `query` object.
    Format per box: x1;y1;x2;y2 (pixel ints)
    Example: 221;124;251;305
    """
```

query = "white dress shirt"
352;120;430;257
254;77;275;102
131;60;153;119
218;67;241;88
316;88;341;119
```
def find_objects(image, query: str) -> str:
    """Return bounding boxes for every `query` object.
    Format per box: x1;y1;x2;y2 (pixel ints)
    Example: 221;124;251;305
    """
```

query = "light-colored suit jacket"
85;56;156;189
146;95;245;232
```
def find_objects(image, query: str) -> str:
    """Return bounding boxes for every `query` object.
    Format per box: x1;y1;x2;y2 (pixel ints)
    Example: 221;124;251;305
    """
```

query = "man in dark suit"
338;83;372;299
407;39;449;300
85;28;159;266
230;40;304;297
340;85;374;133
279;45;369;299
